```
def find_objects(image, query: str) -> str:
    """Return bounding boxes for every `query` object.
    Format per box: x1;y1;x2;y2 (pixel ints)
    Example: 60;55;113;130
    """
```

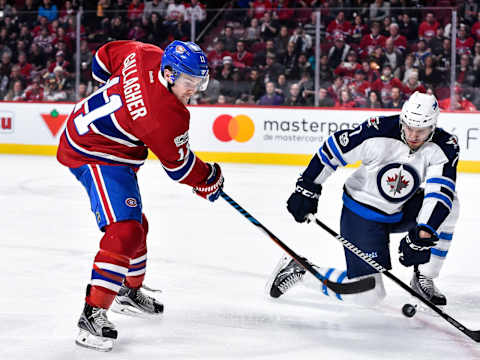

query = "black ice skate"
75;301;117;352
267;256;306;298
111;284;164;317
411;269;447;306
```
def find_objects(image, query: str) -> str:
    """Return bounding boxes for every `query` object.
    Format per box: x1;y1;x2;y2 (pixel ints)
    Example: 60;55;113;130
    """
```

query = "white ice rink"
1;154;479;359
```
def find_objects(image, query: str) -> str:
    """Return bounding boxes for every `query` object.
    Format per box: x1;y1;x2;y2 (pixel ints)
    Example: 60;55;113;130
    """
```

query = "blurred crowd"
1;0;480;111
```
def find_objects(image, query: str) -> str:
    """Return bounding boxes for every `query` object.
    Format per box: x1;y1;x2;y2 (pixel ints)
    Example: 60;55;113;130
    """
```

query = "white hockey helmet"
400;91;440;129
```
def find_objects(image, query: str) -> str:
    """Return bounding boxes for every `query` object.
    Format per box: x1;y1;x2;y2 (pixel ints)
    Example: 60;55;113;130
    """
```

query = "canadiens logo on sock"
125;198;138;207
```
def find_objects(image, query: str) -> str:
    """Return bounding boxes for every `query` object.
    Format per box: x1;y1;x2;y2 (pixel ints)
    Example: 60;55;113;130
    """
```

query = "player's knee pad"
101;220;145;258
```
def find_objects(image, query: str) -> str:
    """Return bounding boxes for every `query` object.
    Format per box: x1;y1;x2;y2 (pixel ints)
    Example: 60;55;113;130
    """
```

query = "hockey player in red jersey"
57;40;224;351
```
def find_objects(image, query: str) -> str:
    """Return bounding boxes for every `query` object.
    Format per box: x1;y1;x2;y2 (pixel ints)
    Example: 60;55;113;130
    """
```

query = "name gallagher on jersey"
122;52;147;120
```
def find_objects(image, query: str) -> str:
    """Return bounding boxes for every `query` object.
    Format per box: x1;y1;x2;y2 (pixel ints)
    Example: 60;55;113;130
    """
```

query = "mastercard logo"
212;114;255;142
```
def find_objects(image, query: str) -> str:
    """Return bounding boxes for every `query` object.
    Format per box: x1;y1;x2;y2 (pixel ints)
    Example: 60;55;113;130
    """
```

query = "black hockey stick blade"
220;191;376;295
312;217;480;343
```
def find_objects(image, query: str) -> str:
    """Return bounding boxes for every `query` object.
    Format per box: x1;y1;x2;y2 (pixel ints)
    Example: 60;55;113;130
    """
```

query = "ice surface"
0;154;479;359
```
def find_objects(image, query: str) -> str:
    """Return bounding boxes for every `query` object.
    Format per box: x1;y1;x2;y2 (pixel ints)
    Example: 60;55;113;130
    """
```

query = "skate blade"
75;329;114;352
110;301;162;318
264;256;290;298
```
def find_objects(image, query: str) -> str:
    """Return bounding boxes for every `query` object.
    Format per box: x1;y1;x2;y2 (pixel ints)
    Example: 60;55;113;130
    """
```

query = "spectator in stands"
7;64;26;92
316;54;332;86
217;94;227;104
456;53;476;86
463;1;479;27
33;26;54;56
217;56;234;81
399;12;418;44
3;79;24;101
351;14;368;44
166;0;186;22
384;37;404;73
59;1;76;24
22;75;44;101
145;12;166;46
327;34;351;70
48;51;71;74
208;40;230;72
419;55;444;89
274;25;291;58
384;85;404;109
219;25;238;53
185;0;206;25
260;11;278;41
294;52;313;79
369;0;390;22
403;70;426;97
247;67;265;102
334;88;355;108
20;0;38;28
245;17;261;42
361;59;381;83
412;39;431;68
289;22;312;54
365;90;383;108
326;11;352;40
43;73;68;101
261;52;285;83
128;19;147;41
258;80;284;105
473;41;480;71
371;63;404;104
387;22;407;53
360;21;386;58
250;0;273;20
77;82;89;100
220;68;249;102
28;42;47;71
428;27;446;56
434;37;451;74
0;52;11;99
18;24;33;49
272;0;294;27
311;87;335;107
327;76;344;102
439;86;477;111
38;0;58;22
457;23;475;56
144;0;167;20
258;39;277;63
280;41;297;79
334;50;362;81
274;73;289;98
111;0;129;21
348;69;371;107
284;82;306;106
418;12;440;42
472;12;480;41
52;65;73;97
368;45;389;71
232;40;254;68
17;52;33;80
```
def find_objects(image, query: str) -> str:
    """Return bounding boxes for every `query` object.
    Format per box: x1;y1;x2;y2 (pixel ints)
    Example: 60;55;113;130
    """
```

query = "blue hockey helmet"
161;40;209;91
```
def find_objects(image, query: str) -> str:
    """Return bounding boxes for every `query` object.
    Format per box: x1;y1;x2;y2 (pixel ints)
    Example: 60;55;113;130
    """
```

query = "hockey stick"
220;191;375;295
311;216;480;343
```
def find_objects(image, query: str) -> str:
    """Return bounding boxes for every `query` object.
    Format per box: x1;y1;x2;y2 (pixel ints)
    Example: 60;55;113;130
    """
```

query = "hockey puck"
402;303;417;318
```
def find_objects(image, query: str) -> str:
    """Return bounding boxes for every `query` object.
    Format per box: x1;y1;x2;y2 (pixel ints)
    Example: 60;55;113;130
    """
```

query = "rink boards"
0;102;479;172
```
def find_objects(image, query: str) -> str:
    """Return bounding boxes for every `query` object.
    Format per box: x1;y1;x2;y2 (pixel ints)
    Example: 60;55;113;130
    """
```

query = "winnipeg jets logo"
366;116;380;130
446;135;459;150
386;173;409;195
377;163;419;202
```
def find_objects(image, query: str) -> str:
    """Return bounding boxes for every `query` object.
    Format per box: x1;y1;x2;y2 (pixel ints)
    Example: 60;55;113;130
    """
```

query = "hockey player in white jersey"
267;91;460;306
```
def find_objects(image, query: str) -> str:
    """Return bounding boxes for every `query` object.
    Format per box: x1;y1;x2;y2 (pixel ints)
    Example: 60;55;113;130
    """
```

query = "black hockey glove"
398;225;438;267
287;177;322;223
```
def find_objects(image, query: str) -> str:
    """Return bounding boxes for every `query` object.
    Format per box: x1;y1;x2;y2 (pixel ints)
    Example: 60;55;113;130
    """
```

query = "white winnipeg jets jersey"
303;115;459;232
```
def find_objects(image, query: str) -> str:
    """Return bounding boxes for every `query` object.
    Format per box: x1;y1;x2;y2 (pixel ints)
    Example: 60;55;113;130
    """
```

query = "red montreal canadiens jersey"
57;40;209;187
